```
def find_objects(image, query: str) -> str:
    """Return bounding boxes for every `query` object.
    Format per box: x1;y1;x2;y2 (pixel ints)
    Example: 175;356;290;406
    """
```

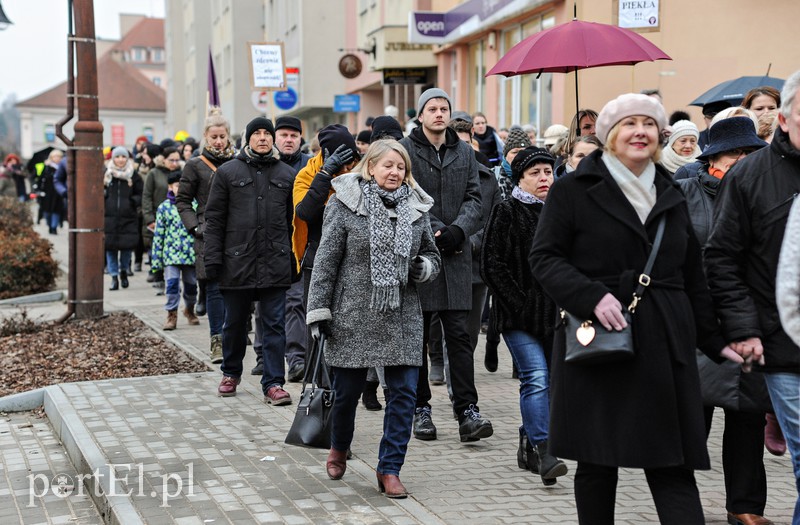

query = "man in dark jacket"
267;115;313;382
204;117;296;405
705;70;800;521
399;88;490;444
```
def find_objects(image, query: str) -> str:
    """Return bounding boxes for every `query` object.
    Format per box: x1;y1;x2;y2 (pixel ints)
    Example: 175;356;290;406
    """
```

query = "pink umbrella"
486;12;671;111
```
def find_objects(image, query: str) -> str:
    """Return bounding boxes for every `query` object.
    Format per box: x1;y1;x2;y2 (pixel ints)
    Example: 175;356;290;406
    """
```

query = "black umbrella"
25;146;55;174
690;75;784;107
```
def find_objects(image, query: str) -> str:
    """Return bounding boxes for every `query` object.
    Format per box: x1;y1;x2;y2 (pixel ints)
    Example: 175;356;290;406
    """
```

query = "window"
153;77;162;87
131;47;146;62
468;40;485;112
152;48;165;63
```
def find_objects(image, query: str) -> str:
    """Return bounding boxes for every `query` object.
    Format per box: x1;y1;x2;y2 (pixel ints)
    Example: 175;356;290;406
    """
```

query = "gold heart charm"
576;324;596;346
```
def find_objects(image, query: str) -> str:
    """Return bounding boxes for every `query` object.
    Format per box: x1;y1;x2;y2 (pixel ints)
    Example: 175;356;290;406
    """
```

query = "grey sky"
0;0;165;102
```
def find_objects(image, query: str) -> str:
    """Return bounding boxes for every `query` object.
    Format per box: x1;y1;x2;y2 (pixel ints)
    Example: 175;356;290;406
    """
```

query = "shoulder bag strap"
628;215;667;313
199;155;217;175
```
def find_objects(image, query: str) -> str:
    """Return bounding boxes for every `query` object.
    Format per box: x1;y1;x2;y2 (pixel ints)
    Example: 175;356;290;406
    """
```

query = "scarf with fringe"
104;159;135;187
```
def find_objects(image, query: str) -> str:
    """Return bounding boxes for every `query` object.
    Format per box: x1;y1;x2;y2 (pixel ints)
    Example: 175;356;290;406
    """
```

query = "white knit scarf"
602;152;656;224
104;159;135;187
660;144;701;174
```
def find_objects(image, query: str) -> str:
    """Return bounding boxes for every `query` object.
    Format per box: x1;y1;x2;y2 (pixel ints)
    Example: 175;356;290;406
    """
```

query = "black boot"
361;381;382;411
534;440;568;484
109;276;119;291
120;270;129;288
196;280;207;316
485;339;498;373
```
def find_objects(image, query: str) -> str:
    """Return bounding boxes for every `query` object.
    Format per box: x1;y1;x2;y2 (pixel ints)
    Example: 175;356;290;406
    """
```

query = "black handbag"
563;216;666;365
285;333;334;449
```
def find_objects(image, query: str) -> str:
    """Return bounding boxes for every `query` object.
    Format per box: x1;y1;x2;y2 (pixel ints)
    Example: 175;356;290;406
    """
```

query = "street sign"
248;41;286;90
274;88;298;111
251;90;269;113
333;94;361;113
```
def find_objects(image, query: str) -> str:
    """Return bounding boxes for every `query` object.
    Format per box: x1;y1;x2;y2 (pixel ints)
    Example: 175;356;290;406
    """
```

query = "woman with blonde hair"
176;107;237;363
306;139;440;498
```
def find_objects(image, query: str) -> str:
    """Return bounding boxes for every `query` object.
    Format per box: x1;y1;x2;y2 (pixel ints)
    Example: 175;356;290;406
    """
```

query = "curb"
0;290;65;306
0;388;44;412
44;385;145;525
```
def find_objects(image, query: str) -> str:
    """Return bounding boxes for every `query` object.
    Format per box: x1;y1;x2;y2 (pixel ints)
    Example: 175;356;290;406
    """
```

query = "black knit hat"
167;169;182;185
275;116;302;133
145;143;162;158
503;128;533;158
318;124;357;158
370;116;404;142
356;130;372;144
510;146;555;185
245;117;275;143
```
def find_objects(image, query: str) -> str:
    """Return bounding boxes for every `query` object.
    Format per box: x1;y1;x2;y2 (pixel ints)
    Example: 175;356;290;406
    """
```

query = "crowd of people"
3;69;800;524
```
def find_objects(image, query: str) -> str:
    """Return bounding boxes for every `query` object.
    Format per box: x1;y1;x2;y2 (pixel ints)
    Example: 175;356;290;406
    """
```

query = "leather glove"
205;265;221;282
321;144;355;175
435;225;465;255
309;320;331;341
409;256;429;282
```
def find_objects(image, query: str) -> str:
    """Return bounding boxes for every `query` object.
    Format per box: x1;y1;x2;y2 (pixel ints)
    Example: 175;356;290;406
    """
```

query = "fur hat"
595;93;667;145
666;120;699;150
417;88;452;113
111;146;130;159
245;117;275;143
503;128;533;158
275;116;302;133
370;116;404;142
510;146;555;185
318;124;358;158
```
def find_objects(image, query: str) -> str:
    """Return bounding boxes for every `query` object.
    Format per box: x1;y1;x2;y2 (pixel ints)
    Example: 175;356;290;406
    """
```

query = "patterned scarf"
512;185;545;205
361;179;413;312
204;143;236;162
104;159;134;187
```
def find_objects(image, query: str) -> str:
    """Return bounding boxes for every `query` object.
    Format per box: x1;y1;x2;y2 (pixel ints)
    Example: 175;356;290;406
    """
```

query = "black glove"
321;144;355;175
205;265;221;282
435;225;465;255
191;226;204;240
309;320;331;341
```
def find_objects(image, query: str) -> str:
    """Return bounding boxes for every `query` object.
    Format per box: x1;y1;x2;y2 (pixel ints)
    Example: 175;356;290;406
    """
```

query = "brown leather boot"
326;448;348;480
163;310;177;330
376;472;408;499
183;305;200;325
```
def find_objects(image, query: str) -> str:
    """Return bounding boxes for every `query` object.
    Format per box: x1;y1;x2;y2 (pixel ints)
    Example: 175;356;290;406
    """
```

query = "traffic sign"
333;94;361;113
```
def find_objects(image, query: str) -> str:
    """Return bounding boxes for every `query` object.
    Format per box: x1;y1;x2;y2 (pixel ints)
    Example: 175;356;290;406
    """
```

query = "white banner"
618;0;659;30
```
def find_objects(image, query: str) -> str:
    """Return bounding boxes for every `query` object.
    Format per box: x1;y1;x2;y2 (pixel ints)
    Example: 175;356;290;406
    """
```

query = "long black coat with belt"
204;147;296;290
529;150;726;469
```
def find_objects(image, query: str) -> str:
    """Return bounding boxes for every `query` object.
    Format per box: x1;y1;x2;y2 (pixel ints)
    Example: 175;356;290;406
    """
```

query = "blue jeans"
164;265;197;311
764;372;800;524
105;250;132;277
331;365;419;476
502;330;551;445
220;287;286;392
205;280;224;336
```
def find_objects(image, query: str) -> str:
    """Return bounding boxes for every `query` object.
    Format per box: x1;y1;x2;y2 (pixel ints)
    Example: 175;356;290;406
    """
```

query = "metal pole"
70;0;105;319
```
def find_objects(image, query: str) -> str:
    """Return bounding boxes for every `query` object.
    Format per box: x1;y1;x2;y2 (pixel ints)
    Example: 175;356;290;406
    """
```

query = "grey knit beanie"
503;128;533;158
418;88;452;113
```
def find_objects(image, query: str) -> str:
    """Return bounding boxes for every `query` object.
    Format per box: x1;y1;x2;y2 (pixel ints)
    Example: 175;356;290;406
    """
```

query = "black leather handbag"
285;333;334;449
563;216;666;365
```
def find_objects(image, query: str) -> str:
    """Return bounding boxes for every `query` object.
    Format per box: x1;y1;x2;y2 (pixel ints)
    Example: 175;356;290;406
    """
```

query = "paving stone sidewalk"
0;214;796;524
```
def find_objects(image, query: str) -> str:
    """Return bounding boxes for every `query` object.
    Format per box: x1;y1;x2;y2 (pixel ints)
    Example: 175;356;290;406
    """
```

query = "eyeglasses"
725;148;754;157
166;158;181;164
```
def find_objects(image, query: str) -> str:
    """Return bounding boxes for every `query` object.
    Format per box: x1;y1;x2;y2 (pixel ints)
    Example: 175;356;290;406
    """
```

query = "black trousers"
416;310;478;418
704;406;767;515
574;462;704;525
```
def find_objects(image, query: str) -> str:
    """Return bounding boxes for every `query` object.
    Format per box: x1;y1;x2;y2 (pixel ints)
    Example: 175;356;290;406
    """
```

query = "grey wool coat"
306;173;441;369
400;126;482;311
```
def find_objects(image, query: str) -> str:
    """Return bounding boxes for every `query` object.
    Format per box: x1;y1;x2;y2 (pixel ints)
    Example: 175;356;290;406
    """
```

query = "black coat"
705;128;800;373
104;174;143;251
177;149;231;280
678;168;771;413
530;150;726;469
482;197;555;338
204;147;296;290
470;164;501;284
